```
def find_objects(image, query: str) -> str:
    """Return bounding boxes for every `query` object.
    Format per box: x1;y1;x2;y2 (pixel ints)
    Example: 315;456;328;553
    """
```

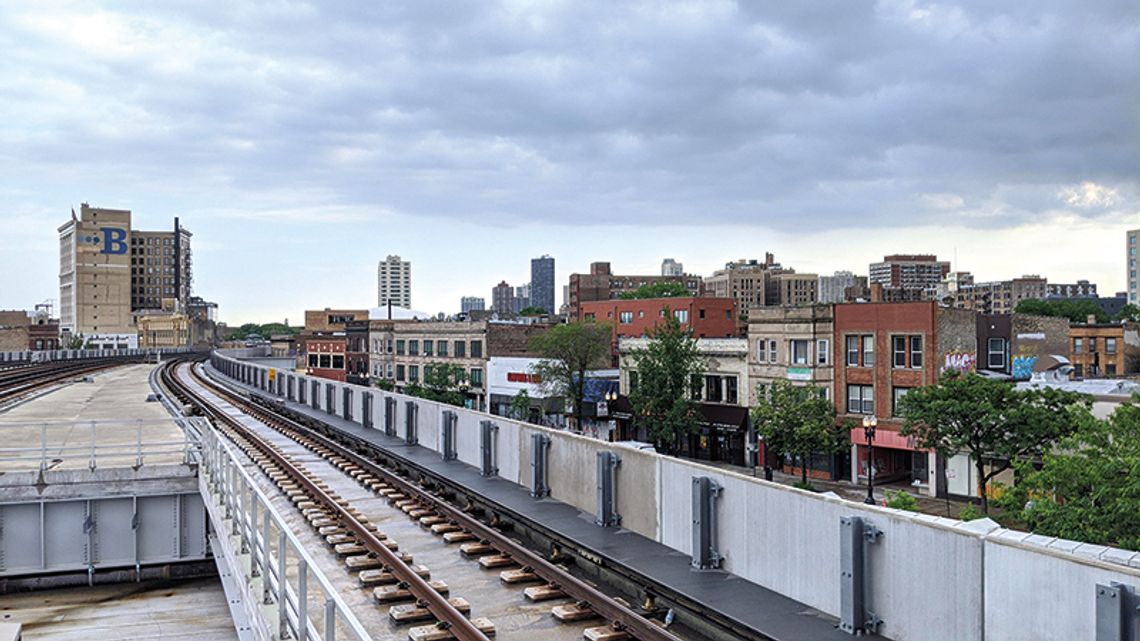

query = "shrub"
885;489;919;511
959;503;982;522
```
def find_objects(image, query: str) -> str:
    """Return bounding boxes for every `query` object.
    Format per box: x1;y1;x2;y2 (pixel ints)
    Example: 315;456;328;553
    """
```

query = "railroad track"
161;360;690;641
0;358;130;405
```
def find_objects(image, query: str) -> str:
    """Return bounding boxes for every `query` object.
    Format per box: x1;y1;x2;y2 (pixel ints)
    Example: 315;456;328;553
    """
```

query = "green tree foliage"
530;321;613;427
1114;303;1140;322
618;282;690;300
628;311;705;454
230;323;299;339
1013;298;1108;323
510;389;532;421
403;362;468;407
898;371;1092;513
518;306;547;316
751;380;848;486
885;489;919;512
375;379;395;392
997;402;1140;550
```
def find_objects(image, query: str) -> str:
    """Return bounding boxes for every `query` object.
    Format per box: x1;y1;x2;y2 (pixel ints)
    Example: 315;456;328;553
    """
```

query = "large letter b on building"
101;228;128;255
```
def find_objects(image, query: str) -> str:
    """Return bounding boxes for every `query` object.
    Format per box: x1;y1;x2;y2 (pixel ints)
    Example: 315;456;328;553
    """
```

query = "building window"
767;339;777;364
438;340;448;357
846;336;859;366
387;339;394;353
690;375;702;400
725;376;738;404
674;309;689;324
409;365;419;382
988;338;1006;369
319;354;331;368
471;340;483;358
705;375;723;402
332;355;345;369
847;384;874;414
396;340;406;355
911;336;923;368
308;354;318;368
1089;337;1097;352
628;370;639;394
892;336;907;368
756;339;768;363
455;341;466;357
699;309;706;319
470;368;483;386
892;387;912;417
620;311;633;324
424;340;433;357
790;339;810;365
817;339;829;365
1073;364;1083;378
409;340;419;356
396;365;406;381
862;335;875;367
1073;337;1083;353
1106;338;1117;354
1107;363;1117;376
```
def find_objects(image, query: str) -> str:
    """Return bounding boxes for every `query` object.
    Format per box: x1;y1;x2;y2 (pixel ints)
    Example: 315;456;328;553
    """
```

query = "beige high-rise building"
377;255;411;308
58;204;134;337
130;221;192;313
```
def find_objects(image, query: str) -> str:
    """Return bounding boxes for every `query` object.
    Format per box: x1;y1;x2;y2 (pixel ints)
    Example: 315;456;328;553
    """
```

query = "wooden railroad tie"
389;597;471;623
359;564;431;586
407;617;494;640
373;580;449;603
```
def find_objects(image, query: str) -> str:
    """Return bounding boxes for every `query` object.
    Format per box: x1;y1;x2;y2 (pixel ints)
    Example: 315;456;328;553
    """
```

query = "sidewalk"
700;459;972;518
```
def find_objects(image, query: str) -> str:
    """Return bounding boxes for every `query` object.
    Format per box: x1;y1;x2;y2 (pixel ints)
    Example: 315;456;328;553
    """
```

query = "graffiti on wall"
1011;354;1038;380
943;350;977;373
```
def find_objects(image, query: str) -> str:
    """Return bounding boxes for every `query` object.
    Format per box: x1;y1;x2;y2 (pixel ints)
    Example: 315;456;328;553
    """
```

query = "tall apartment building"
706;254;816;309
661;258;683;276
460;296;485;313
377;255;411;308
818;271;858;304
773;272;819;307
130;219;192;314
868;255;950;295
1129;229;1139;303
59;203;193;340
568;261;702;319
492;281;514;315
530;255;555;314
514;283;531;313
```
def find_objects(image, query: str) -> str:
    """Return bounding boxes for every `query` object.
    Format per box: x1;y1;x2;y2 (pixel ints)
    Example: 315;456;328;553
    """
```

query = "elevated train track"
160;358;693;641
0;357;138;405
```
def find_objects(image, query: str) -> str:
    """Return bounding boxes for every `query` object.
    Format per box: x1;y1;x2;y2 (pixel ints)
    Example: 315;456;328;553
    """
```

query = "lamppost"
603;390;618;439
863;415;878;505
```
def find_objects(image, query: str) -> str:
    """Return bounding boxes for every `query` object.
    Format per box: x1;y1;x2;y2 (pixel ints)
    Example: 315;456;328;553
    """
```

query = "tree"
404;362;468;407
1114;303;1140;322
996;402;1140;550
897;372;1092;513
510;389;532;421
519;306;547;317
628;311;705;454
530;321;613;428
618;282;690;300
1014;298;1108;323
751;380;849;487
375;379;395;392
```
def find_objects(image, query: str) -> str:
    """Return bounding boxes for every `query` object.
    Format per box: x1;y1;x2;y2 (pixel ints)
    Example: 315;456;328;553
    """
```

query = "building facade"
304;337;347;382
530;255;555;314
661;258;683;276
130;219;192;313
1069;322;1138;378
377;255;411;308
491;281;514;315
568;262;702;319
1129;229;1139;304
58;204;135;338
818;271;858;304
581;296;738;362
868;254;950;296
137;313;190;348
460;297;485;313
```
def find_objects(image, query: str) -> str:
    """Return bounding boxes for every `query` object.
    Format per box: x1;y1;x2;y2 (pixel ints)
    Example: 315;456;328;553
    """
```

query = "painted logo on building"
79;228;128;255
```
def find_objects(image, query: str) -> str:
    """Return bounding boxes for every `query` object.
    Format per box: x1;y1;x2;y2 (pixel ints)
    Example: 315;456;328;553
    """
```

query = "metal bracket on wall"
385;397;397;436
1097;581;1139;641
840;515;883;636
404;401;418;445
480;421;499;476
530;433;551;498
596;451;621;527
691;476;723;569
441;411;457;461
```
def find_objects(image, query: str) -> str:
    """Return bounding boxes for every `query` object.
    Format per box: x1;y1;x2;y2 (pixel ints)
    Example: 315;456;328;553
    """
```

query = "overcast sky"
1;1;1137;324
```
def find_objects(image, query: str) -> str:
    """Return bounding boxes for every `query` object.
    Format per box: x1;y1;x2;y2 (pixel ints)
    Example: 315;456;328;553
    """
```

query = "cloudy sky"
1;1;1137;323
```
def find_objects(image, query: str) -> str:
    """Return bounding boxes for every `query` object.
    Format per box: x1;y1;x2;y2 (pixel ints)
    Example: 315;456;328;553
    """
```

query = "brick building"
580;297;738;363
304;337;347;382
1068;321;1139;378
833;301;976;496
568;262;702;319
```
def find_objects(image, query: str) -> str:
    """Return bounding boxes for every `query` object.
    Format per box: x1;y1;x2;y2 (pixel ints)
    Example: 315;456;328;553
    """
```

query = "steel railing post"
324;598;336;641
278;532;288;639
297;559;308;641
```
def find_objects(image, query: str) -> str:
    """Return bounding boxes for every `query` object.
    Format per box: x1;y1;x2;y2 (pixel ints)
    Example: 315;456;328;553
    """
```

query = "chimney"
870;282;884;303
1087;314;1097;324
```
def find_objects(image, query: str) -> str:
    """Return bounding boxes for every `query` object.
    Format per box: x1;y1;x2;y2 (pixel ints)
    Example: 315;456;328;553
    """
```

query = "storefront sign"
786;367;812;381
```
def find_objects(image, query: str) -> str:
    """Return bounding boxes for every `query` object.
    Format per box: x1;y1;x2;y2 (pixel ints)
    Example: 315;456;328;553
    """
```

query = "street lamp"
604;390;617;402
863;415;878;505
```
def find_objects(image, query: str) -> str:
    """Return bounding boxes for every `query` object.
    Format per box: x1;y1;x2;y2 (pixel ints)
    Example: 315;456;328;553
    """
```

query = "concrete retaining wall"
212;351;1140;641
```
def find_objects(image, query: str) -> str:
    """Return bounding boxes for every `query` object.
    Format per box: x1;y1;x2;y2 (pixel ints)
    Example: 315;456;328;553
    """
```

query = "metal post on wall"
404;401;418;445
839;515;883;635
691;476;723;569
595;450;621;527
480;420;498;476
441;411;457;461
530;433;550;498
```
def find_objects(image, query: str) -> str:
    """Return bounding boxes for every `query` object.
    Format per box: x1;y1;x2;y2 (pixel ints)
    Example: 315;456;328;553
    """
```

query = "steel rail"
0;359;127;401
166;360;491;641
199;363;685;641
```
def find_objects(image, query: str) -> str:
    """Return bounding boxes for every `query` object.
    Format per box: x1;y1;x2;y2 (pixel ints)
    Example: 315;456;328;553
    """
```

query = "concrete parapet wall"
210;351;1140;641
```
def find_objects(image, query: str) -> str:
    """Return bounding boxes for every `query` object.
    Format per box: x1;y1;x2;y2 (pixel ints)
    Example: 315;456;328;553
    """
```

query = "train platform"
213;366;871;641
0;364;190;474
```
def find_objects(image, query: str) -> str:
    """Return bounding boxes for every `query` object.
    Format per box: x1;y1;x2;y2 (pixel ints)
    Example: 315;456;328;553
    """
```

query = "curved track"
0;358;134;404
161;359;690;641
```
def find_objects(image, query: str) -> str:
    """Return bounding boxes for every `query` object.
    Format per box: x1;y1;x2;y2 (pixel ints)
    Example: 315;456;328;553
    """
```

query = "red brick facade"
304;337;347;382
580;297;739;359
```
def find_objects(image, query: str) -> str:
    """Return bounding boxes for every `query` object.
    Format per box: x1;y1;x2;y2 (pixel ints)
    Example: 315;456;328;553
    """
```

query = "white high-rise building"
661;258;683;276
818;271;858;304
377;255;411;308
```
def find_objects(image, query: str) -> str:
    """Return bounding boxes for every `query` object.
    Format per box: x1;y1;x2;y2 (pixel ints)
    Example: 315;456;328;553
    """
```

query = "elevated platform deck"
213;365;865;641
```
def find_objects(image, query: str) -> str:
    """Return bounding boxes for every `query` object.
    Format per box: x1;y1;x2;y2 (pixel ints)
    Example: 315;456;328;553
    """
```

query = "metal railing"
199;417;372;641
0;419;194;471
